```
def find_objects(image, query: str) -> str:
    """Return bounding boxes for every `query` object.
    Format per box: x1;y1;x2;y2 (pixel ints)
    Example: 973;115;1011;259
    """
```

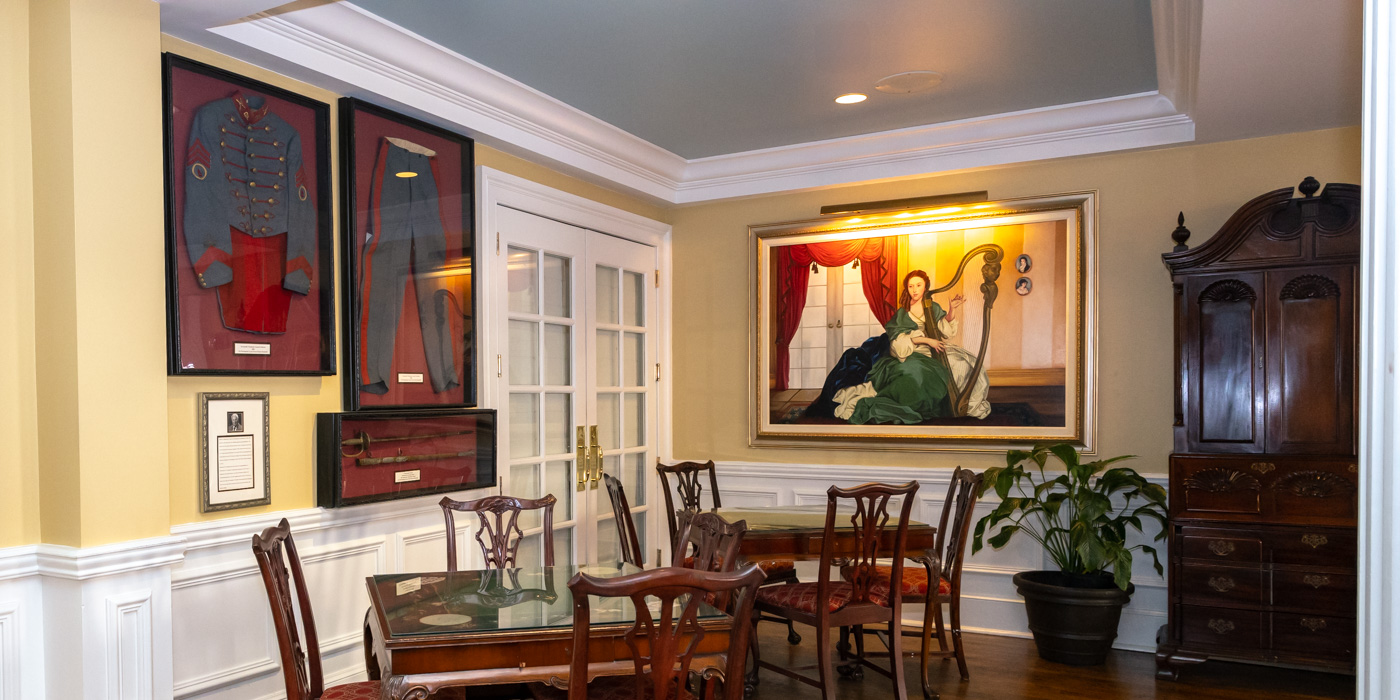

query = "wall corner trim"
31;537;187;581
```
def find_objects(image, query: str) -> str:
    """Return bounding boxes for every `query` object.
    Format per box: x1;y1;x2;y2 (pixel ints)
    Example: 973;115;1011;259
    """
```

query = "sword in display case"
340;429;477;457
356;450;477;466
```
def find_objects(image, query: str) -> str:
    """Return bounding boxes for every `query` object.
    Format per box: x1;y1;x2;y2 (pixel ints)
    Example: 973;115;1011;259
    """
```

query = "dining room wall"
670;125;1362;651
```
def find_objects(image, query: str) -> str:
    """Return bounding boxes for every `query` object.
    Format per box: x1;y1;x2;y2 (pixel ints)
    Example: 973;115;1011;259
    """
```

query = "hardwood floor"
746;623;1354;700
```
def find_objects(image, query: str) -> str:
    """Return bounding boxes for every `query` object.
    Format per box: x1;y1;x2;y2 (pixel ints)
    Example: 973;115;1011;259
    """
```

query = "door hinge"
496;354;503;377
654;269;660;288
655;363;661;382
496;232;500;255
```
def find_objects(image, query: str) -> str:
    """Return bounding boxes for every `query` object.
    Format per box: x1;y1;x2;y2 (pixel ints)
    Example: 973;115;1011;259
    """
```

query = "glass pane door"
497;206;586;567
585;234;658;567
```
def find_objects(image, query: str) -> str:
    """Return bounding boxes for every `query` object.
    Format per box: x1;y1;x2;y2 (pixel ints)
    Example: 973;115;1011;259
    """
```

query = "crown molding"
1151;0;1203;116
163;0;1197;204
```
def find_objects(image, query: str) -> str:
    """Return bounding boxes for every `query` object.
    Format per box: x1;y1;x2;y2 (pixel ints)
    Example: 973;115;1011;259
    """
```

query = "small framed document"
199;392;271;512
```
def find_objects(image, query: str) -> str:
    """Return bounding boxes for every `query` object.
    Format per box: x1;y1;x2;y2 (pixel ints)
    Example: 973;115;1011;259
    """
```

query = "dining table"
363;505;939;700
363;563;732;700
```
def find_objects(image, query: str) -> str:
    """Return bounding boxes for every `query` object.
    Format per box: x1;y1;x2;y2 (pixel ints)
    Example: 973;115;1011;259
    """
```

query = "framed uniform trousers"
358;138;461;395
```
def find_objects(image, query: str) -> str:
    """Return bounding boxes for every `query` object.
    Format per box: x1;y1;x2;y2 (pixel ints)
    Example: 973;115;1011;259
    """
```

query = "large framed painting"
751;192;1097;450
338;98;477;411
162;54;334;375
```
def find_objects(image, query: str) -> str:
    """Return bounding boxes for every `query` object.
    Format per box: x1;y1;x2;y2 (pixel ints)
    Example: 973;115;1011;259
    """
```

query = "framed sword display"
316;409;497;508
338;98;478;410
162;54;335;375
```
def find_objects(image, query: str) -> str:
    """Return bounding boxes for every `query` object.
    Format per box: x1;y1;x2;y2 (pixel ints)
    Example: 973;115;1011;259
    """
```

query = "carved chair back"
674;511;747;609
657;460;722;546
820;481;919;613
440;494;557;570
567;565;766;700
251;518;324;700
603;473;645;567
934;468;985;587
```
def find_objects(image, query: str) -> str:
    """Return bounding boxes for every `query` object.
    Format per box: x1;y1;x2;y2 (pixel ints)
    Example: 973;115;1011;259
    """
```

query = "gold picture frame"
749;191;1097;452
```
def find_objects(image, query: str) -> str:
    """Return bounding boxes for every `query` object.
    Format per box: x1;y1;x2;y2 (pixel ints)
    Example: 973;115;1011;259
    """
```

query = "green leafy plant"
971;443;1168;590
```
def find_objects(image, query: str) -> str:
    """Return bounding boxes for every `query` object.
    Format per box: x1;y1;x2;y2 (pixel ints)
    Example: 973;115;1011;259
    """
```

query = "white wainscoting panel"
711;460;1169;652
105;589;154;700
0;600;20;700
168;489;491;700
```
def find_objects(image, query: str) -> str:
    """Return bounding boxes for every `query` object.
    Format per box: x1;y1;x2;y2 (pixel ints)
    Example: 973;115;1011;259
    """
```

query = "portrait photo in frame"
162;54;334;375
751;192;1096;450
338;98;477;411
199;392;271;512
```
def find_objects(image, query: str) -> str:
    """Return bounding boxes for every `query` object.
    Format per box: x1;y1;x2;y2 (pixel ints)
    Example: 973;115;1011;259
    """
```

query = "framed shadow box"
316;408;496;508
339;98;477;410
163;54;334;375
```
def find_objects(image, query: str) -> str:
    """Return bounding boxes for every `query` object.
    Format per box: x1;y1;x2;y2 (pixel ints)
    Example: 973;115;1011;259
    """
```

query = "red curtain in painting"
772;236;900;391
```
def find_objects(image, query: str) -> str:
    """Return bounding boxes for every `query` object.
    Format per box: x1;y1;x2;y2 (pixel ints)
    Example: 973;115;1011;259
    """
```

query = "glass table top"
370;564;727;638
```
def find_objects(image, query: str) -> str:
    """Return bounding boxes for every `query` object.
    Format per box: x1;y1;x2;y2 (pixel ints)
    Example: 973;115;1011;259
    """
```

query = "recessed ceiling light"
835;93;867;105
875;70;944;95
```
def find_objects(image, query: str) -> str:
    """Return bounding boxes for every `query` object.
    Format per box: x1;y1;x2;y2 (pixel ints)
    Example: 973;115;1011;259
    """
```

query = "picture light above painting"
749;192;1097;452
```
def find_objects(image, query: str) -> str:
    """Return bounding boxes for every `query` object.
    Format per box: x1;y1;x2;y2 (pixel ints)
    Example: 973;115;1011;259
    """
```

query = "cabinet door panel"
1187;273;1265;452
1266;267;1355;454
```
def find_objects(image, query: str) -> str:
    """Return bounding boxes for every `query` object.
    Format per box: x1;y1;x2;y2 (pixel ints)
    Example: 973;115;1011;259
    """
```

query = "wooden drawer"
1271;570;1357;616
1265;527;1355;568
1180;529;1263;564
1272;612;1355;659
1178;564;1265;608
1179;605;1265;651
1170;455;1357;526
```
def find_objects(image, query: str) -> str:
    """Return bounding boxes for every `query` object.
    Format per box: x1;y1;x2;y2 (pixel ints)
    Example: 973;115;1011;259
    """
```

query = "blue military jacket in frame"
182;91;315;293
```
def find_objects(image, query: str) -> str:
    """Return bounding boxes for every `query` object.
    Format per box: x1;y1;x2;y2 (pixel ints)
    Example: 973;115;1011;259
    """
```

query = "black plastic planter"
1012;571;1134;666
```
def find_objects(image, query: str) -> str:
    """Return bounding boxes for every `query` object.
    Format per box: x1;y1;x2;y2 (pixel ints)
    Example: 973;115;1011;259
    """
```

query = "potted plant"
972;443;1168;666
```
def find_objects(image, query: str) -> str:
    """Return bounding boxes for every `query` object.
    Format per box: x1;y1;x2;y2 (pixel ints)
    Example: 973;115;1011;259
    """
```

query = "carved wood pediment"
1163;179;1360;275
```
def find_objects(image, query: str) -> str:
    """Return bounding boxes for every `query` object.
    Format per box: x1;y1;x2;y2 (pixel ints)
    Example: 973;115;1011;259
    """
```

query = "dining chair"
658;460;801;644
840;468;984;699
674;510;748;608
440;494;557;570
603;473;645;567
253;518;384;700
752;481;919;700
531;565;767;700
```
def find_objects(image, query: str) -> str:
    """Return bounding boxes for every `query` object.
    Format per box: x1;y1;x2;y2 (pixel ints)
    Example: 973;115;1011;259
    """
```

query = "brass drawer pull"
1303;574;1331;589
1208;540;1236;556
1250;462;1276;475
1208;576;1236;593
1301;534;1329;549
1301;617;1328;632
1208;619;1236;634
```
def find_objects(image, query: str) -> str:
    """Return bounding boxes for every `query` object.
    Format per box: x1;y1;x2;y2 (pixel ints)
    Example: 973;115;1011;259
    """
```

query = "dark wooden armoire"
1155;177;1359;679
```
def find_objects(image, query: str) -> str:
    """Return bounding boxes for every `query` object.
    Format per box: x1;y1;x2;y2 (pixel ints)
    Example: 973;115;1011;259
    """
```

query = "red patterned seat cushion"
322;681;382;700
840;564;951;600
680;555;795;581
755;581;889;613
531;676;689;700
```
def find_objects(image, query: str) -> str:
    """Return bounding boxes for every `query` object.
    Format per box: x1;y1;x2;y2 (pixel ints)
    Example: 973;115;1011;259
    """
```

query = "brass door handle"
576;426;589;490
589;425;603;486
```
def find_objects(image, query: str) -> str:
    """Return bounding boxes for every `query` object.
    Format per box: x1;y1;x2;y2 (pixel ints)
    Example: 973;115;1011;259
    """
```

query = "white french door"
495;204;658;568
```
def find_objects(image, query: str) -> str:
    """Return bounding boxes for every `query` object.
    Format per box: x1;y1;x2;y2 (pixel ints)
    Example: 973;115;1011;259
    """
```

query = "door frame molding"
477;166;674;555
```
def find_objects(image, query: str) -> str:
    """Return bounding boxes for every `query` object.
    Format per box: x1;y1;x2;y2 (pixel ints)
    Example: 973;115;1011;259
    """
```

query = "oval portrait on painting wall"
1016;253;1032;273
1015;276;1032;296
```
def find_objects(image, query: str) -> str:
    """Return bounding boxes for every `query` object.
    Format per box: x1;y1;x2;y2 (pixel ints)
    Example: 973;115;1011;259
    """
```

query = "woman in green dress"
833;270;967;424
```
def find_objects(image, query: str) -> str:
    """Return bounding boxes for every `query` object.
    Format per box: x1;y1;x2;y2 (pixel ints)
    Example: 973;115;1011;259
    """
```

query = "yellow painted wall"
30;0;170;547
161;37;668;526
0;0;40;548
670;126;1362;475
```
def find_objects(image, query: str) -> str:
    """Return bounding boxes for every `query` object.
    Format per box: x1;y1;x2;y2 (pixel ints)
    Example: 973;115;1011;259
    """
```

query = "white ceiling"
348;0;1159;159
158;0;1362;204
